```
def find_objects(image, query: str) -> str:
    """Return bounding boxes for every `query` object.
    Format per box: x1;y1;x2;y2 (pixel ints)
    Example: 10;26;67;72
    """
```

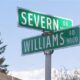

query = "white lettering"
38;38;42;50
28;13;33;26
31;40;34;51
47;17;52;30
52;34;58;46
53;19;59;30
21;12;27;25
43;37;46;49
46;36;51;48
23;40;30;53
34;14;40;27
60;32;64;45
41;16;45;29
34;39;38;51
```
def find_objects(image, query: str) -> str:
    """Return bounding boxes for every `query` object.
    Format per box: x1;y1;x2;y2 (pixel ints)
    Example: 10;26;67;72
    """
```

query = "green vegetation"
0;39;8;74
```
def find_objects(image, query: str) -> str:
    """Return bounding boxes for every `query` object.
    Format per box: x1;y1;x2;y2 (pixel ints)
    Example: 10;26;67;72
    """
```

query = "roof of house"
0;72;21;80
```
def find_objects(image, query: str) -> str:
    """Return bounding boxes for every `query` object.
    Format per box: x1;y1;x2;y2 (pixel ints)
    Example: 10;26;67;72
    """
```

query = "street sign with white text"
22;26;80;55
18;8;73;31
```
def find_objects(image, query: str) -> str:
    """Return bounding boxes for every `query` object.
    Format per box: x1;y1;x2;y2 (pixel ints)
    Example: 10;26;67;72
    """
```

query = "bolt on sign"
22;26;80;55
18;8;73;31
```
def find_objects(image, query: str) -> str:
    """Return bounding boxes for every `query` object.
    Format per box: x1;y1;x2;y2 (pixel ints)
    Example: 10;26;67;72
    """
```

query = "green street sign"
18;8;73;31
22;26;80;55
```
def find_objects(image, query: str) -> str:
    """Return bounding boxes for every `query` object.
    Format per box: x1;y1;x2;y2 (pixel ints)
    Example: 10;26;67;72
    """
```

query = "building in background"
0;72;21;80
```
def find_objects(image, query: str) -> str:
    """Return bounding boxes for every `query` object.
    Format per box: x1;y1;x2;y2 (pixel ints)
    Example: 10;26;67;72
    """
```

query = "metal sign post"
44;50;53;80
42;30;54;80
